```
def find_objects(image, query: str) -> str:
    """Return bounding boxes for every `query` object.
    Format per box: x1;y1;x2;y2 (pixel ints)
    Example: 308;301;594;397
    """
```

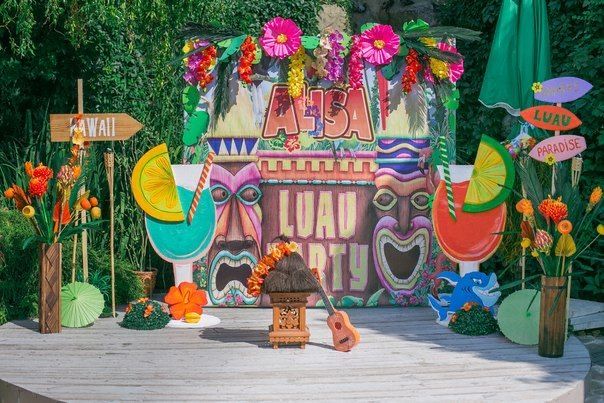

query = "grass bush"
0;210;39;324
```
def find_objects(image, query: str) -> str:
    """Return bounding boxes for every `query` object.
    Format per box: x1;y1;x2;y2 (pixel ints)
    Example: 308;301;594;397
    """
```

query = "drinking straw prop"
438;135;456;220
187;152;215;224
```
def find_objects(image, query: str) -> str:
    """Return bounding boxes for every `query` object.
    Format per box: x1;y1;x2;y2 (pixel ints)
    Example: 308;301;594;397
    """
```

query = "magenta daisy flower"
359;24;400;65
438;42;464;83
259;17;302;59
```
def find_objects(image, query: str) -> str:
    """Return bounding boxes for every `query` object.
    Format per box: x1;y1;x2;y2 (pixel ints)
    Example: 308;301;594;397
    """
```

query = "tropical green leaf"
301;36;319;50
365;288;385;307
218;34;247;62
183;86;200;114
183;110;210;146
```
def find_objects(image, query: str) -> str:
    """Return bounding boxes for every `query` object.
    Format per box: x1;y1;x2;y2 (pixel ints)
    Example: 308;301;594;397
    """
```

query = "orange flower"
73;165;82;179
589;186;602;210
52;201;71;232
125;304;132;314
164;282;207;320
28;178;48;197
137;297;149;303
143;304;154;318
32;164;53;182
538;196;568;224
462;302;473;312
8;184;29;210
4;188;14;199
557;220;572;235
450;313;458;323
515;198;534;216
24;162;34;177
521;221;534;243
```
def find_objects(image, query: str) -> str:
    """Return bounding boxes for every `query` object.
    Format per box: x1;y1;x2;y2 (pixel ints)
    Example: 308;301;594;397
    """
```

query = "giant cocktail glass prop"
432;165;506;276
146;164;216;286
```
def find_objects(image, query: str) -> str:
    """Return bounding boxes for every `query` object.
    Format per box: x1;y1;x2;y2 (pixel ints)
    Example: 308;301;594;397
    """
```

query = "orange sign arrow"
50;113;143;142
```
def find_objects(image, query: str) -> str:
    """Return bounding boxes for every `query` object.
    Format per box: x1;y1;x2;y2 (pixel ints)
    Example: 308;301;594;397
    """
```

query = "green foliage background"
0;0;352;323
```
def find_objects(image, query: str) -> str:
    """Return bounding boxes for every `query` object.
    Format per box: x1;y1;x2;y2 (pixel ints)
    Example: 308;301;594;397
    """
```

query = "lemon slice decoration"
131;143;184;222
463;135;515;213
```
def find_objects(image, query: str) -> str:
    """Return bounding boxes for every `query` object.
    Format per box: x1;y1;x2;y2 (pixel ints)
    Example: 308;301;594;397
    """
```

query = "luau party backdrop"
171;18;478;307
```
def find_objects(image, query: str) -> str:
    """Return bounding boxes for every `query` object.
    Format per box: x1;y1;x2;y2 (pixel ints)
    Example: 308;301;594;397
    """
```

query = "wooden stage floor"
0;307;591;402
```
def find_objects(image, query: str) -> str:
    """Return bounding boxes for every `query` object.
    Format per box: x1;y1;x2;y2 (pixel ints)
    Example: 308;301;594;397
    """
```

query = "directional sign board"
529;135;586;162
534;77;592;104
50;113;143;142
520;105;581;132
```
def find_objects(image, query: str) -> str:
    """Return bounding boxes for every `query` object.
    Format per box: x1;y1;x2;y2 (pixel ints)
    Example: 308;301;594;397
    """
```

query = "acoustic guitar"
310;270;360;352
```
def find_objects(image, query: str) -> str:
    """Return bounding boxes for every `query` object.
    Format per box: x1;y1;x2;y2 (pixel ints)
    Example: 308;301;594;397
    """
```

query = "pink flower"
438;42;464;83
348;35;364;89
259;17;302;59
359;24;400;65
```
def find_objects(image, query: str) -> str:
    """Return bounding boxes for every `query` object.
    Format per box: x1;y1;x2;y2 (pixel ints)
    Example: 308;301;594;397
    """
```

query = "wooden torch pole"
104;149;116;317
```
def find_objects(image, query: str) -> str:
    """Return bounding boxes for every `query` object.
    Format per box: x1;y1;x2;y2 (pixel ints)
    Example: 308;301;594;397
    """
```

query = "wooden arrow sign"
50;113;143;142
520;105;581;132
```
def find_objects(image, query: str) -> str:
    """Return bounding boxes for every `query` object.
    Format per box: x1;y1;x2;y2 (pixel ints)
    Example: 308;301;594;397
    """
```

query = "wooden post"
40;243;62;334
104;149;116;317
76;79;89;282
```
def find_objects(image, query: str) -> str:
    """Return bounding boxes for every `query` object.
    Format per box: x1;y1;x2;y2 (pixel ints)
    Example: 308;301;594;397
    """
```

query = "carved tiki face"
207;162;263;305
371;167;438;299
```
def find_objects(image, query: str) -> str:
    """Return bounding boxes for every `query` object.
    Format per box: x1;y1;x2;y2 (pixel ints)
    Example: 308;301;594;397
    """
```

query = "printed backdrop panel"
187;65;454;307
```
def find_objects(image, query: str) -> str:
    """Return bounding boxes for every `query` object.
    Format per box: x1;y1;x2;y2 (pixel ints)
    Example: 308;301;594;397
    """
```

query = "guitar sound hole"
334;322;342;330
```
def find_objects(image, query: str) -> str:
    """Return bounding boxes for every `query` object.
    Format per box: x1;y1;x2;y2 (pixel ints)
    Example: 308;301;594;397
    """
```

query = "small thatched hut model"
263;252;320;294
246;240;319;348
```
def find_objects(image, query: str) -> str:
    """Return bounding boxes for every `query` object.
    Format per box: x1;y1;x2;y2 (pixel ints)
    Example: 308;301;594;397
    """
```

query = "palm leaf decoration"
401;26;481;42
405;83;428;136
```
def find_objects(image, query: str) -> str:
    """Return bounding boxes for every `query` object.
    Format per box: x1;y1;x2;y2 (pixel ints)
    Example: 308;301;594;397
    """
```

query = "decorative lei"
287;47;306;98
197;45;217;90
326;31;344;82
347;35;363;89
238;36;256;85
247;241;298;296
401;48;421;93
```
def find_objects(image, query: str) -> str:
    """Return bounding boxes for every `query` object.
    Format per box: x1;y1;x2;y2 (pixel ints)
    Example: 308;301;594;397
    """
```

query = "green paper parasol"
61;282;105;328
497;289;541;345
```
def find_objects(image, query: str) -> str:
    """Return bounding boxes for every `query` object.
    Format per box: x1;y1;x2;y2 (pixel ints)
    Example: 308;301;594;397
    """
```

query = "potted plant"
513;156;602;357
132;234;157;298
3;150;103;333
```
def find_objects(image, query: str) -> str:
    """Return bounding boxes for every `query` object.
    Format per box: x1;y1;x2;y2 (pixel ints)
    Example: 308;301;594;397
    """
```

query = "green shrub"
449;303;499;336
120;299;170;330
0;210;39;322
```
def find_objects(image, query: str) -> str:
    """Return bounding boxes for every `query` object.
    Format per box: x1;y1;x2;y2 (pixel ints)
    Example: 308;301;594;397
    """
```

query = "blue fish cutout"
428;272;501;325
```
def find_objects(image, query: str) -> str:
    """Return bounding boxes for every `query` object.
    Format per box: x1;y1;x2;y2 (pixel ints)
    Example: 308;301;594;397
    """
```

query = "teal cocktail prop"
146;186;216;285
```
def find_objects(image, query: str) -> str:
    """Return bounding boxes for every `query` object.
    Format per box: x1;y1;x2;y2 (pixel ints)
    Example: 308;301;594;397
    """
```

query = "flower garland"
238;36;256;85
287;47;306;98
326;31;345;82
401;48;421;93
196;45;217;90
312;34;329;78
347;35;364;89
247;241;298;297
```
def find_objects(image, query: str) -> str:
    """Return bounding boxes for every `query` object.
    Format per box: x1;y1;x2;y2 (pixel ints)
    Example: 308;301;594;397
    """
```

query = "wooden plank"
49;113;143;142
0;308;590;402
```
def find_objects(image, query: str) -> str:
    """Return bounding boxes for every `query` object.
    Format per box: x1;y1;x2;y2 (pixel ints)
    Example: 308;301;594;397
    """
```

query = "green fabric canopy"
479;0;552;116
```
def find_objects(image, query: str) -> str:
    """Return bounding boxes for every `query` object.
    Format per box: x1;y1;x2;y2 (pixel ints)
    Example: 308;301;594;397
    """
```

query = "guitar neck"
314;275;337;316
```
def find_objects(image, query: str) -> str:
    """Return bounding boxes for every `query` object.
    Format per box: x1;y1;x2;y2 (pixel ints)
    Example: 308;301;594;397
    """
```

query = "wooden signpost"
50;113;142;142
50;79;143;317
524;76;592;340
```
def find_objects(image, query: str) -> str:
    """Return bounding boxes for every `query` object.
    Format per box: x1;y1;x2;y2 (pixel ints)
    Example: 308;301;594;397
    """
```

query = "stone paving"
578;331;604;403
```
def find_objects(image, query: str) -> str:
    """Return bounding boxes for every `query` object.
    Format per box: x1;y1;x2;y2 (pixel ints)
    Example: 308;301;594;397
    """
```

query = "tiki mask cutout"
207;162;263;305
